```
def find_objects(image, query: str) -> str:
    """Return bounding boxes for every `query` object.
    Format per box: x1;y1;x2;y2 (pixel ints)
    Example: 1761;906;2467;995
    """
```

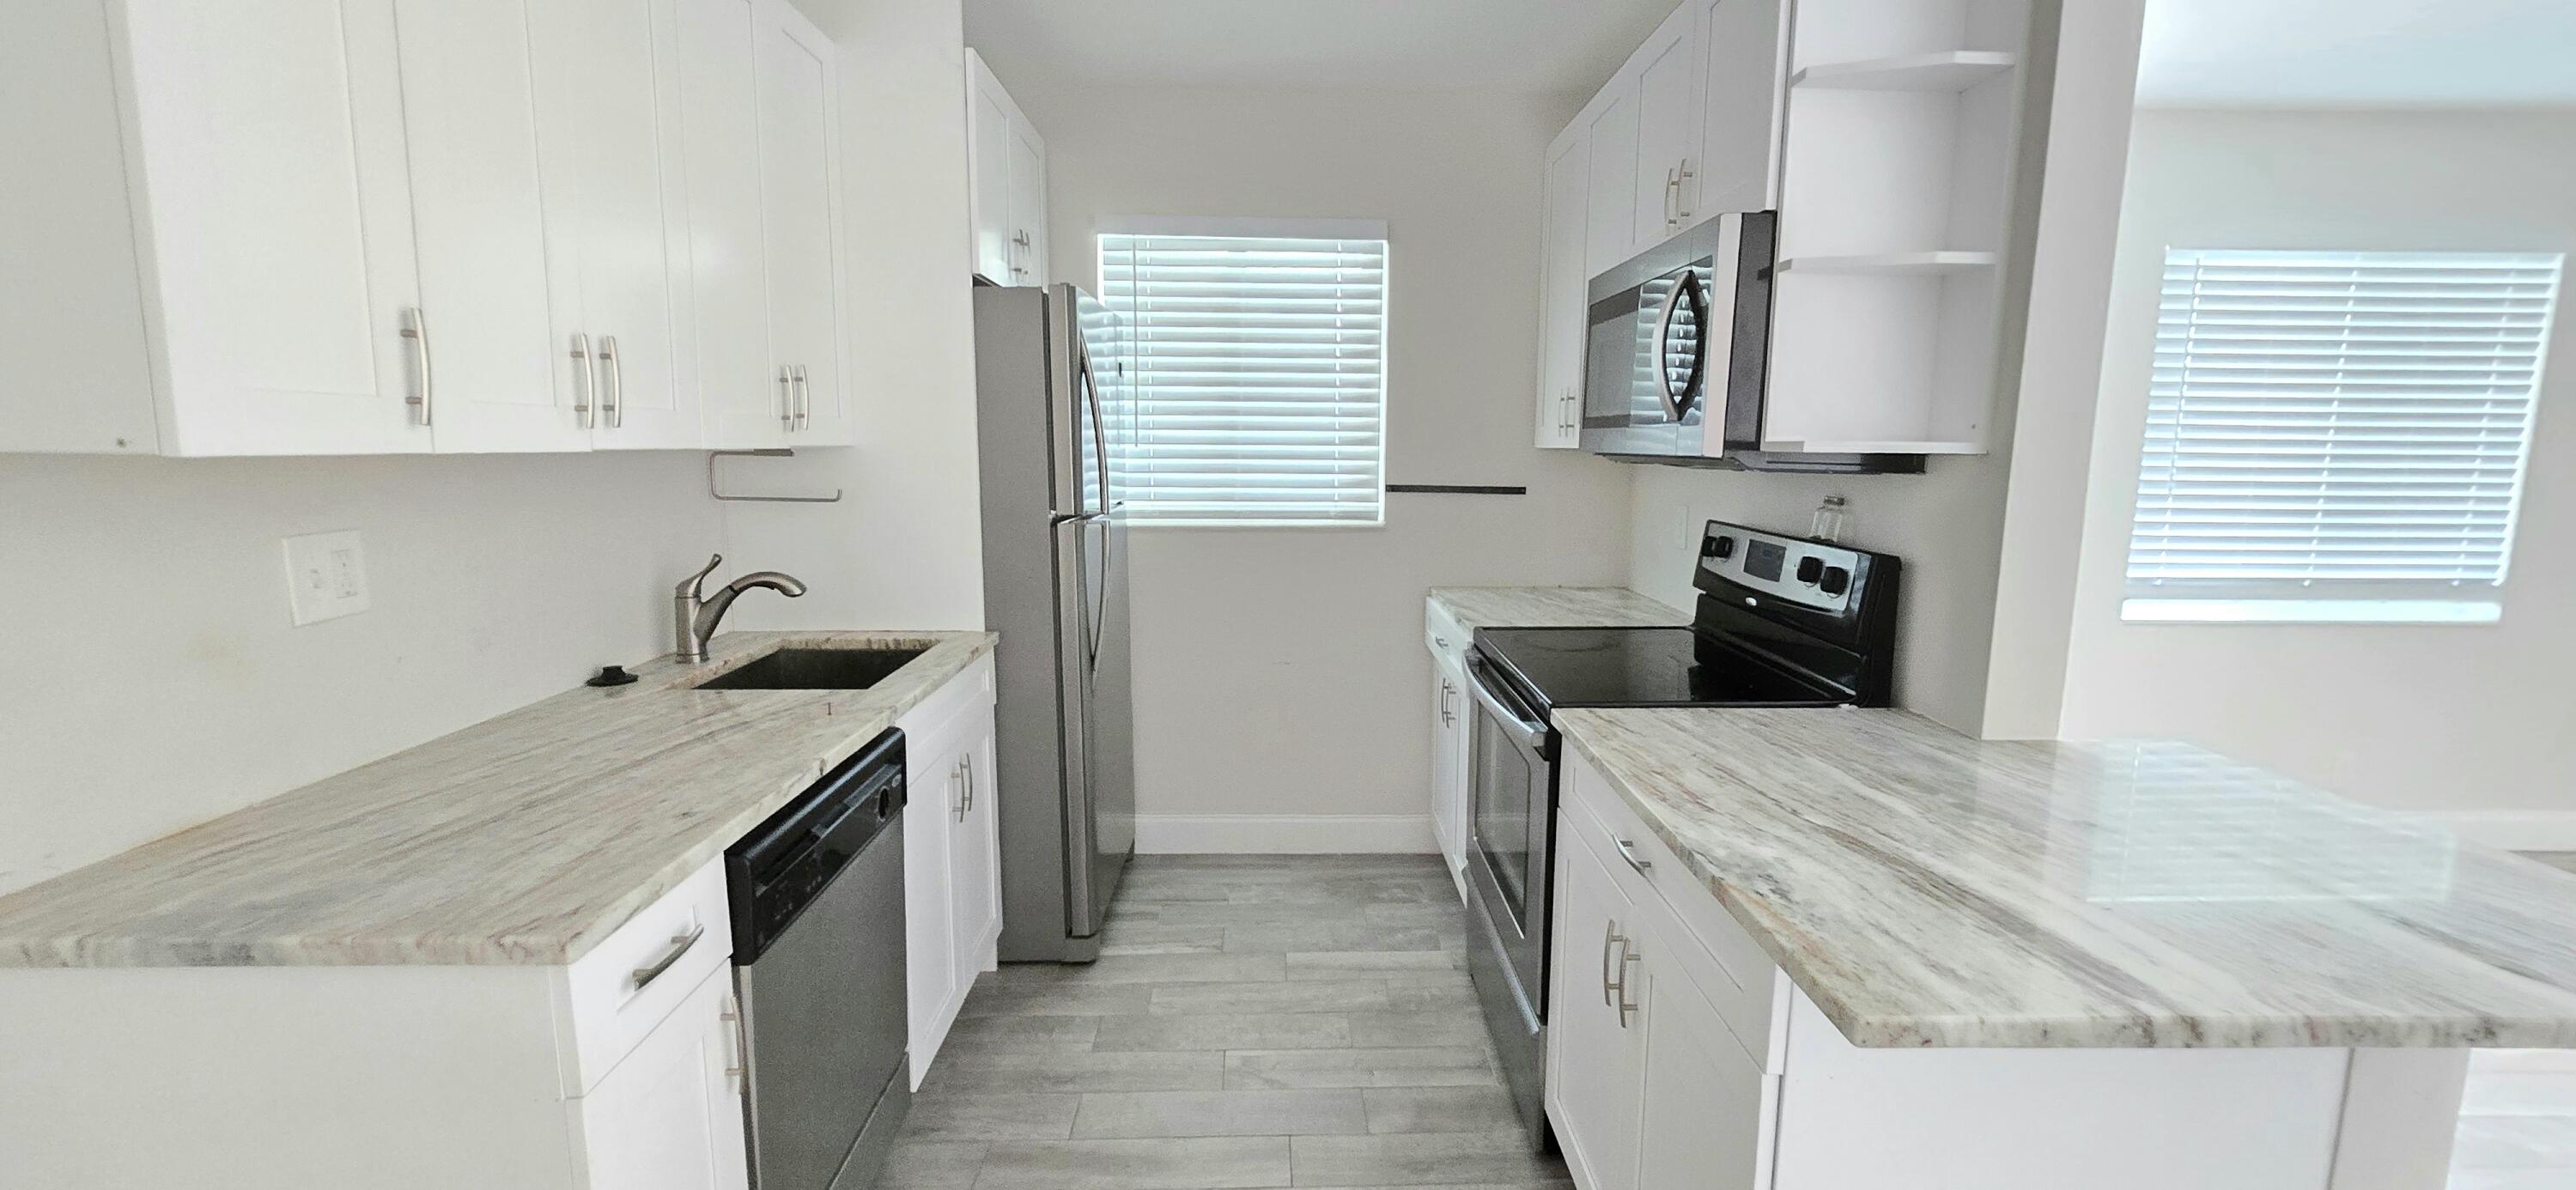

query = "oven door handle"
1465;660;1548;752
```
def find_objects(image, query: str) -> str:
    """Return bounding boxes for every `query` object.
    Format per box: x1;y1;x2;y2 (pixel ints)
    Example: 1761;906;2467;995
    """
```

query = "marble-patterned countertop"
0;631;996;968
1426;586;1690;633
1555;707;2576;1049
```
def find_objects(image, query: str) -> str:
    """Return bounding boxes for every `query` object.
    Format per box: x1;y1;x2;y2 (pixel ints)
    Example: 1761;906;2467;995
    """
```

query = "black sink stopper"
586;665;640;688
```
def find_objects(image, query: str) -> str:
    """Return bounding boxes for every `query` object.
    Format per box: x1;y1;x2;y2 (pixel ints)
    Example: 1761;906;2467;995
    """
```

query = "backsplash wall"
0;452;722;895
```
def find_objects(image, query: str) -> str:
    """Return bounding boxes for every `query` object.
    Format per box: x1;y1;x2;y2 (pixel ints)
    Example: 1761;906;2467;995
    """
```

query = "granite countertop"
1426;586;1691;633
1554;707;2576;1049
0;631;997;968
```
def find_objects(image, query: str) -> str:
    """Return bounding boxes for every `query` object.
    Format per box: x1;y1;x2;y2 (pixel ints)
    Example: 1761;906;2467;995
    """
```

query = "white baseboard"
1133;814;1437;854
2410;811;2576;853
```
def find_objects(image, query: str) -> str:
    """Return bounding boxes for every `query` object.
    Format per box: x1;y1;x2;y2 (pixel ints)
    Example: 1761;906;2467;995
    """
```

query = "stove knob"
1704;535;1735;560
1819;566;1851;596
1795;556;1825;585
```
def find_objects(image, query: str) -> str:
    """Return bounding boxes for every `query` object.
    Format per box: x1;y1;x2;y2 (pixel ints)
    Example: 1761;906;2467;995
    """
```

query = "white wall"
1030;82;1635;847
0;453;720;894
2058;108;2576;816
725;0;987;632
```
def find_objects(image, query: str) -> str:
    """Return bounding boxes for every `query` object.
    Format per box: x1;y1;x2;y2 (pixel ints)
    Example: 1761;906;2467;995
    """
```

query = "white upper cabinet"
12;0;433;457
1582;90;1642;278
1696;0;1792;216
1534;129;1590;450
398;0;590;453
966;50;1049;288
756;0;854;445
1629;8;1704;246
1;0;854;458
682;0;783;452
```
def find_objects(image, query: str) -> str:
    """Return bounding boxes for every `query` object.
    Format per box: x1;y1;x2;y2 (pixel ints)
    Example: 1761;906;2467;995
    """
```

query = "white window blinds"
2124;248;2561;621
1100;229;1388;525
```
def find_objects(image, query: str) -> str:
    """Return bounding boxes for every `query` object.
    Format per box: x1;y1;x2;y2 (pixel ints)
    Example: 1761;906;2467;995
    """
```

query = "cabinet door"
756;0;851;444
949;707;1003;993
577;967;751;1190
682;0;782;451
1006;118;1048;287
1429;665;1459;861
397;0;591;453
122;0;426;456
1697;0;1789;217
541;0;699;450
1634;914;1776;1190
905;737;962;1086
966;57;1016;283
1629;12;1704;246
1547;821;1646;1190
1582;90;1641;278
1534;130;1590;450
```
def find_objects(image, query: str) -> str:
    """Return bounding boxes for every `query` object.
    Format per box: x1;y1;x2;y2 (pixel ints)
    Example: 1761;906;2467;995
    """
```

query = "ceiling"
2136;0;2576;108
963;0;1678;100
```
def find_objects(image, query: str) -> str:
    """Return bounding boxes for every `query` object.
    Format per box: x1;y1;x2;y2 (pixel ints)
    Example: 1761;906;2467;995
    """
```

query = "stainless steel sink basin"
692;647;927;691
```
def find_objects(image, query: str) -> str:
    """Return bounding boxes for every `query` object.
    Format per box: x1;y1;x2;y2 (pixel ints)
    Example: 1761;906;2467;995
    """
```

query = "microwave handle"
1649;276;1692;422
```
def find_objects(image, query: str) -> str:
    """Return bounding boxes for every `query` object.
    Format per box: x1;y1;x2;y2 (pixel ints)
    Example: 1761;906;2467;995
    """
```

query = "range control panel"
1695;521;1862;615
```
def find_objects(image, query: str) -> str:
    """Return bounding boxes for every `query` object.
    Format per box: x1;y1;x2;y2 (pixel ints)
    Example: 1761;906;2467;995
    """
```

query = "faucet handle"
678;553;724;599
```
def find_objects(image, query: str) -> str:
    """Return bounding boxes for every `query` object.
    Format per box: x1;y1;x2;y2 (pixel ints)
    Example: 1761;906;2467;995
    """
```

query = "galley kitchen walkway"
883;853;1573;1189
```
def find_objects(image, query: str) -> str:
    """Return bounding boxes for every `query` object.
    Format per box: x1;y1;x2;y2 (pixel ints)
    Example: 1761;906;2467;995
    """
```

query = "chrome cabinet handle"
963;754;975;814
571;333;596;429
401;307;433;426
1615;943;1643;1026
1674;158;1696;222
951;758;966;821
1602;920;1622;1009
720;993;748;1093
792;364;811;431
1613;836;1654;877
1663;166;1680;229
777;367;794;428
629;924;704;992
598;335;623;428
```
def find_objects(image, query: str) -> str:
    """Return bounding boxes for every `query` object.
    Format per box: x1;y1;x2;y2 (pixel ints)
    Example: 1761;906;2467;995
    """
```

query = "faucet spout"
673;560;807;664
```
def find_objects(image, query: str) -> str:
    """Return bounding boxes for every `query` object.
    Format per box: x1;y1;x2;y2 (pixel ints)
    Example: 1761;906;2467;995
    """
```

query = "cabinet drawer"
1425;600;1469;666
563;858;733;1094
1561;747;1787;1072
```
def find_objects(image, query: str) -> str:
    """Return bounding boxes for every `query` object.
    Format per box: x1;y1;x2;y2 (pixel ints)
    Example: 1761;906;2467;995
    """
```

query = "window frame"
1097;216;1392;530
2118;246;2563;626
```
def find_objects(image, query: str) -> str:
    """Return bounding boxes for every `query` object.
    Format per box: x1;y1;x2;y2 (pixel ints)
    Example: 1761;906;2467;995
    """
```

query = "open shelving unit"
1763;0;2031;457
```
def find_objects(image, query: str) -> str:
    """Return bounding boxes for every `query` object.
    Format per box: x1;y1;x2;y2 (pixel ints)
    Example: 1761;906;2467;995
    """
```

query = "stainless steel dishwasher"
726;727;910;1190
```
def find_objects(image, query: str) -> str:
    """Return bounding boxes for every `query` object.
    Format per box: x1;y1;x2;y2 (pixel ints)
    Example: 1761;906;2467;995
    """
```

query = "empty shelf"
1777;252;1999;275
1792;52;2018;92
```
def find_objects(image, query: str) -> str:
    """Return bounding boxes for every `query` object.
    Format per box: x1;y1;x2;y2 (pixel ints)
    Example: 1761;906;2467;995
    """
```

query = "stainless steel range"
1460;519;1900;1148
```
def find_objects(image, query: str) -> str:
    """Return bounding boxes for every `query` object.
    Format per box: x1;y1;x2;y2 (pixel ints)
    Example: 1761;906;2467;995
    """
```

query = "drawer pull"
629;924;705;993
1614;836;1654;877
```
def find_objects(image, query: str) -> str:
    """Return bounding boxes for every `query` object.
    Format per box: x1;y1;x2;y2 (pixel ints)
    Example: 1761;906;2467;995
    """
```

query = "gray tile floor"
886;854;1571;1189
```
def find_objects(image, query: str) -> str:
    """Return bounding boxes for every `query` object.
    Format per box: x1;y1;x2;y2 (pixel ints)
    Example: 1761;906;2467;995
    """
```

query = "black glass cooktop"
1472;626;1844;714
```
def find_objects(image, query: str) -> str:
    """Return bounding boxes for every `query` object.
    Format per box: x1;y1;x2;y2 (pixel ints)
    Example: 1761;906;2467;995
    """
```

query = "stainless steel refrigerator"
973;283;1135;962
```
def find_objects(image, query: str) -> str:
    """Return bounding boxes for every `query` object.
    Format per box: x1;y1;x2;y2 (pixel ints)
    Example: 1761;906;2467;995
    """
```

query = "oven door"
1463;650;1553;1019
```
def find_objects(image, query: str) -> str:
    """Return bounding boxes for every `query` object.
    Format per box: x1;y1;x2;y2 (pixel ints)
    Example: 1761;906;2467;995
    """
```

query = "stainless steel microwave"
1579;210;1774;464
1578;212;1917;473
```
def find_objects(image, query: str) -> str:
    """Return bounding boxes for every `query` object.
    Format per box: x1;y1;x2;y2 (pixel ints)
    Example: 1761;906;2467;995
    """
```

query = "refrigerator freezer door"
1052;511;1134;939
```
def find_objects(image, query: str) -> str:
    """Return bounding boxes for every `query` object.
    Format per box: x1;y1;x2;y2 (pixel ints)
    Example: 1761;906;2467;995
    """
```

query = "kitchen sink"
692;647;928;691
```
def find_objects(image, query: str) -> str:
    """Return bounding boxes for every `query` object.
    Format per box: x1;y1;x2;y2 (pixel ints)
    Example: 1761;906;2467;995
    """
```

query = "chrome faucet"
674;554;808;663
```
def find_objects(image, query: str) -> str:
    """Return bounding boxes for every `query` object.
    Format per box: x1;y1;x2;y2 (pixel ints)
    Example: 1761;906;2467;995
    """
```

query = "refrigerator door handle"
1076;342;1110;516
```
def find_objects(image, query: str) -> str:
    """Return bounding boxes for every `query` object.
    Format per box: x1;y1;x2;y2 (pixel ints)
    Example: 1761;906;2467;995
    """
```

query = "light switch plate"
283;530;370;626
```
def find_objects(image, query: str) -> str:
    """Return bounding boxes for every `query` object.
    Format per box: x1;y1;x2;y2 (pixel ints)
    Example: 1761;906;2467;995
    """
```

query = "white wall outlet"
282;530;371;626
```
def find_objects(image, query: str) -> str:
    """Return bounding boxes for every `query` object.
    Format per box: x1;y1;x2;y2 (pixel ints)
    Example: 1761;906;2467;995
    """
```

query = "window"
1099;220;1388;525
2123;248;2562;624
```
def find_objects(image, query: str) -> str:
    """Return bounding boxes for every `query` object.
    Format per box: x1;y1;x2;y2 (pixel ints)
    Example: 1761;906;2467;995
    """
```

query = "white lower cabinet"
575;966;752;1190
897;654;1002;1086
1425;604;1473;895
1546;823;1649;1190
